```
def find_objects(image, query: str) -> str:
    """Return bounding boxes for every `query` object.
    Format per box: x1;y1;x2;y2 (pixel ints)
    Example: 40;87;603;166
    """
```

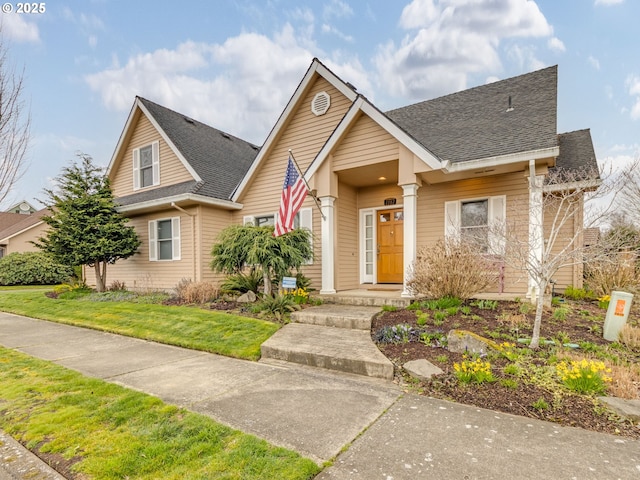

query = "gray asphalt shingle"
386;66;559;164
137;97;259;201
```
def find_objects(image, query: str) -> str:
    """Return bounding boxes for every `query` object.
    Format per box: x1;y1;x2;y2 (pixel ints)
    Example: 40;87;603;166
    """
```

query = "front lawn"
0;347;319;480
0;290;279;361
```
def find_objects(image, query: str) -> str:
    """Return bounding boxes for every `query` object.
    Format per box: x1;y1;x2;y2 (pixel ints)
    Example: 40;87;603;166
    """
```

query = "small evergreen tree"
35;153;140;292
210;224;312;296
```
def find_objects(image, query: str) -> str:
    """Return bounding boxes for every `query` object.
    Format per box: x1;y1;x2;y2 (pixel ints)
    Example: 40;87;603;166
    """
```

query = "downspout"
528;159;544;303
171;202;197;282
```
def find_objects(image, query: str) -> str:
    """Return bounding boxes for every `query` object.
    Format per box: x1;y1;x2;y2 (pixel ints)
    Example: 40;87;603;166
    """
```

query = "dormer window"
133;141;160;190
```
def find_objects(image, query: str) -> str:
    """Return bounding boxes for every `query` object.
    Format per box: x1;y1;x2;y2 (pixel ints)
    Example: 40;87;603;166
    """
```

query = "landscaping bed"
372;298;640;438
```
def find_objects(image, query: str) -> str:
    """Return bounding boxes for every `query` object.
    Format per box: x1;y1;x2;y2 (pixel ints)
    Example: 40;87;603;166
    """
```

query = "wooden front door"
377;208;404;283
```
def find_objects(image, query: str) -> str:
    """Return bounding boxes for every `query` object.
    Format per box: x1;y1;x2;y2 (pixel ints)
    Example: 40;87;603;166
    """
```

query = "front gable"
233;73;354;209
109;103;198;199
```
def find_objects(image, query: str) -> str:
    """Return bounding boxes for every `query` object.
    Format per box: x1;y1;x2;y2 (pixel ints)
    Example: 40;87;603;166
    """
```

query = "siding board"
232;75;352;291
111;114;194;198
336;182;358;290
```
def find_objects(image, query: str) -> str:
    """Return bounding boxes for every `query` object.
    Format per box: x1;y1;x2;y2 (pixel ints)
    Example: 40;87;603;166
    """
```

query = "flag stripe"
274;156;307;237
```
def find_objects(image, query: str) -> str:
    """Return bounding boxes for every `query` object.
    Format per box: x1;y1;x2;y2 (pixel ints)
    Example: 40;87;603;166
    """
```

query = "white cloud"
398;0;439;28
376;0;554;100
63;7;105;49
85;26;371;144
506;44;546;72
547;37;565;53
321;24;354;42
323;0;354;20
588;55;600;70
594;0;624;5
626;75;640;120
1;14;39;43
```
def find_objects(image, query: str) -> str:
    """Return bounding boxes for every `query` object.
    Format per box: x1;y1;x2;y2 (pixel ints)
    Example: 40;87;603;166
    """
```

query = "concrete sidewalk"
1;312;640;479
0;312;400;466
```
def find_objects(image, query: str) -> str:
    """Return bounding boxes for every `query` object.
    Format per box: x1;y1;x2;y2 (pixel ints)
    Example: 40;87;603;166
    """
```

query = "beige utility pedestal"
603;291;633;341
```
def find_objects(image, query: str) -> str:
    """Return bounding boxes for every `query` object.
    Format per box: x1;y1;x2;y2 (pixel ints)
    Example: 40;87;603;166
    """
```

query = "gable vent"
311;91;331;116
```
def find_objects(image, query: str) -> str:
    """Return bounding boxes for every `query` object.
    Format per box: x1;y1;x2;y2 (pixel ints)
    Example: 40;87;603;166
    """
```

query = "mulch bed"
372;299;640;439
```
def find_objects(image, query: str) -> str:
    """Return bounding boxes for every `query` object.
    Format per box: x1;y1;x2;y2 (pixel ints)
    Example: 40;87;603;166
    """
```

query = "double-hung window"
445;196;505;255
149;217;181;261
243;208;312;262
133;141;160;190
460;199;489;251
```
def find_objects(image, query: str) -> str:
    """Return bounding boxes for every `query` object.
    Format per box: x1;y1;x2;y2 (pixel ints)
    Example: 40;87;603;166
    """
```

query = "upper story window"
133;141;160;190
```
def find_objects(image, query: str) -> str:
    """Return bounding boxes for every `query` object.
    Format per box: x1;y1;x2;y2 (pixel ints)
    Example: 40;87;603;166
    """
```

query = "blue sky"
2;0;638;208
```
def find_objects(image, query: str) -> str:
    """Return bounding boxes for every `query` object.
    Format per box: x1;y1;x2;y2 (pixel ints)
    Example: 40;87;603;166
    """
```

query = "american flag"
274;156;307;237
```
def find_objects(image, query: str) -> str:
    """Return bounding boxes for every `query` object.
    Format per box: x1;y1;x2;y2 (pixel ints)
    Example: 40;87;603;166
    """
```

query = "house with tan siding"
69;58;598;297
0;209;49;259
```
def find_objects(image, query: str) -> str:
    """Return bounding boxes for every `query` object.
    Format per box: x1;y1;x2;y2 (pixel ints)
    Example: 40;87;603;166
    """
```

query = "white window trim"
148;217;181;261
133;141;160;190
243;208;313;264
360;209;375;284
444;195;506;255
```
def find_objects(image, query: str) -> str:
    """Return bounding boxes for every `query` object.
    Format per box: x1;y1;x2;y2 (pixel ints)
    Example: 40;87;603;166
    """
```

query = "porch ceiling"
335;160;398;187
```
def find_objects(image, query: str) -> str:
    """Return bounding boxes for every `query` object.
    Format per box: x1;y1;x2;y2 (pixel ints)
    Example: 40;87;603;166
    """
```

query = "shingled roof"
0;209;48;243
132;97;259;201
386;66;558;164
555;129;598;173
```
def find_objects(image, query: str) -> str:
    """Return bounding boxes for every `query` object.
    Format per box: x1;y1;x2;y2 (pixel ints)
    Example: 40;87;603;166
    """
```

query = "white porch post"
320;196;336;294
528;164;544;302
401;183;419;298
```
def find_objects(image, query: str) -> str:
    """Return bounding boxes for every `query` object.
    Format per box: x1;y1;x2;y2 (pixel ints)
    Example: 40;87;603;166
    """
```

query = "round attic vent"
311;91;330;116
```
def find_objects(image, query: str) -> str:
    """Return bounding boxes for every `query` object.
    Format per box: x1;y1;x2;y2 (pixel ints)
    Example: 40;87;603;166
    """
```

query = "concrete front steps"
320;291;411;308
260;305;394;380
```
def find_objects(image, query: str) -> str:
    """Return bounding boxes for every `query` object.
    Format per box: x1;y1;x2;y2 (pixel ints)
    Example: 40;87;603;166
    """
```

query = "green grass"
0;290;278;361
0;347;319;479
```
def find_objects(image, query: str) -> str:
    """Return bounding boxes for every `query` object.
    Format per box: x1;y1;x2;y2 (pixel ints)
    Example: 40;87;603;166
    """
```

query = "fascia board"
232;59;358;202
136;101;202;182
117;194;243;214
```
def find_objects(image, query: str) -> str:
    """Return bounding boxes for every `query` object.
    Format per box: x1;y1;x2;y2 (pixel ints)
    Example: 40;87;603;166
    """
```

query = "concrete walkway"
1;312;640;479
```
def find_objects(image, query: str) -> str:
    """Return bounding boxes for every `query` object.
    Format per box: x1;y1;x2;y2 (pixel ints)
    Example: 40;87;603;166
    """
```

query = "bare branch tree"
617;155;640;225
500;164;617;349
0;34;30;206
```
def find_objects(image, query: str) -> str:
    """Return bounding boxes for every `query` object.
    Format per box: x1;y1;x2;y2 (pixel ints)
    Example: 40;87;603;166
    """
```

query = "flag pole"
288;149;326;221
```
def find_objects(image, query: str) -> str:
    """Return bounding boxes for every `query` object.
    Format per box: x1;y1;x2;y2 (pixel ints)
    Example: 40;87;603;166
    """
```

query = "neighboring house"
85;58;596;297
5;200;37;215
0;209;49;259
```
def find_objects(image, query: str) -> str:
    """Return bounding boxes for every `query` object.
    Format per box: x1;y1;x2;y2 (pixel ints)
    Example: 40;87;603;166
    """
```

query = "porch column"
401;183;419;298
528;167;544;302
320;196;336;294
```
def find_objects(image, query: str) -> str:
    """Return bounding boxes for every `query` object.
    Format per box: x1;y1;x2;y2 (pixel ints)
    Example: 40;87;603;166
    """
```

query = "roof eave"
231;58;359;202
116;193;243;214
543;178;602;193
305;97;442;182
106;98;203;184
443;146;560;173
0;220;45;243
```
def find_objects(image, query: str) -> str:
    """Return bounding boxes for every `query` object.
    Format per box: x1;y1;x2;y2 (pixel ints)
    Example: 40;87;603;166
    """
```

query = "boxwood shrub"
0;252;74;286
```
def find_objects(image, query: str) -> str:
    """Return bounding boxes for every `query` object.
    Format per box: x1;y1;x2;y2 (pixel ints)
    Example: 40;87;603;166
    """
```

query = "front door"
377;208;404;283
